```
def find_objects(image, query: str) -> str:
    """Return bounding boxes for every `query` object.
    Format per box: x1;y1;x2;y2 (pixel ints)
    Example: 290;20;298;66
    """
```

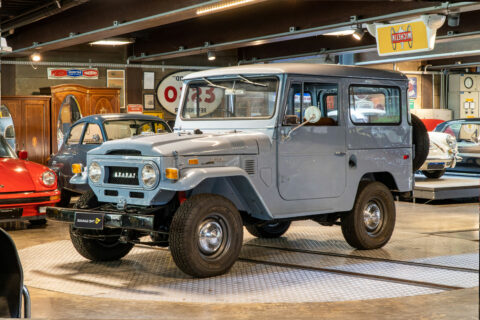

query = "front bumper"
419;155;462;171
46;206;155;232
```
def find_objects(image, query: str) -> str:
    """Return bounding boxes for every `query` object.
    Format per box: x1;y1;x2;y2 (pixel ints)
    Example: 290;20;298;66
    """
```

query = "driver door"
277;80;346;201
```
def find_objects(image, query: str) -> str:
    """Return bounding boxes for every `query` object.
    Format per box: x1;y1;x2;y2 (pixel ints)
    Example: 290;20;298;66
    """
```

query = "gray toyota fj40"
47;63;428;277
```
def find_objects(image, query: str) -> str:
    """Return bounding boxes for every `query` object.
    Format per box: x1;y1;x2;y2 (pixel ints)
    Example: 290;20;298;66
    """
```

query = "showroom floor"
6;198;479;319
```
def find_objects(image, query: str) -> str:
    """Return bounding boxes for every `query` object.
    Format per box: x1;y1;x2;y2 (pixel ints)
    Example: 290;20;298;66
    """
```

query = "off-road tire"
246;221;291;238
412;114;430;172
70;190;133;261
341;182;395;250
57;188;73;207
169;194;243;277
422;169;446;179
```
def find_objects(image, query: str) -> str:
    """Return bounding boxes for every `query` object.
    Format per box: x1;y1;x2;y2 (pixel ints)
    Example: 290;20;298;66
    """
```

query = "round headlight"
141;164;158;188
42;171;56;187
446;135;456;148
88;162;102;184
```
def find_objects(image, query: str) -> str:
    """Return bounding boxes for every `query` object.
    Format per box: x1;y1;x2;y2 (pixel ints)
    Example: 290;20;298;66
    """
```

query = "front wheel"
246;221;291;238
422;169;446;179
341;182;395;250
169;194;243;277
70;190;133;261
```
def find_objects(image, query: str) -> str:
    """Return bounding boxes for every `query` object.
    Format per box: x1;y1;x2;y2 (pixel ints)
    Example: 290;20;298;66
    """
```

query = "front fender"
159;167;272;219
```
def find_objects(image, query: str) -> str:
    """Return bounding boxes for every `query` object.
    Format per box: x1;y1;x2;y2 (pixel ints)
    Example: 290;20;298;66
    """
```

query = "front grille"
107;166;139;185
0;196;50;205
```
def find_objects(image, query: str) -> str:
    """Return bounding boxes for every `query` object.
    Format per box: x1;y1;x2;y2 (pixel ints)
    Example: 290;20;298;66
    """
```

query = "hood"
88;132;271;157
0;158;36;193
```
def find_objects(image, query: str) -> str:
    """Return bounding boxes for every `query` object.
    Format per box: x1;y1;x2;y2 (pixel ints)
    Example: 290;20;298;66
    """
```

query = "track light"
30;53;41;62
447;13;460;27
352;28;365;40
207;51;216;61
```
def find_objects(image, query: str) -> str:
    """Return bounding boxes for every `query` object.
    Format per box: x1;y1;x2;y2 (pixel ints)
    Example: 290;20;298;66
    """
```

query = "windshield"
0;135;16;158
104;119;171;141
181;76;278;120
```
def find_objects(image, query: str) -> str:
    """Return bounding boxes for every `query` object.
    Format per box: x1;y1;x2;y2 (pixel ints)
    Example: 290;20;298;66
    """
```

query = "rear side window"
66;123;85;145
349;86;401;124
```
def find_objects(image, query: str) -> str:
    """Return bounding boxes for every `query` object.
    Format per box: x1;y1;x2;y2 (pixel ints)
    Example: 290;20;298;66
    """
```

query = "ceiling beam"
1;0;268;57
129;1;480;62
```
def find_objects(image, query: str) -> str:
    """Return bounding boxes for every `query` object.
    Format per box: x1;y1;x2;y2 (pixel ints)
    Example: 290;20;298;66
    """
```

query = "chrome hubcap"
363;201;382;232
198;220;223;255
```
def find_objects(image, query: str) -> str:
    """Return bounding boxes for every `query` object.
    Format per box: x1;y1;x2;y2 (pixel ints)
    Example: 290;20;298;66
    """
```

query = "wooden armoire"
1;96;51;164
50;84;120;153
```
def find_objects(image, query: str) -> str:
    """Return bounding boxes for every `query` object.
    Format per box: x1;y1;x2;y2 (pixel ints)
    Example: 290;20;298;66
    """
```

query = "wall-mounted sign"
127;104;143;114
368;15;445;56
156;70;223;116
408;77;417;99
156;71;193;115
48;68;99;79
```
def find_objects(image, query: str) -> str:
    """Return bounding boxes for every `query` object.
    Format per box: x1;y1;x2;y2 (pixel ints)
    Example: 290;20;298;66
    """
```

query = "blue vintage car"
48;113;171;206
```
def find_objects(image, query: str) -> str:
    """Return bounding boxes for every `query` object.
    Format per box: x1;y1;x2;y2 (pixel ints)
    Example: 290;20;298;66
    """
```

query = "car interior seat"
0;228;31;318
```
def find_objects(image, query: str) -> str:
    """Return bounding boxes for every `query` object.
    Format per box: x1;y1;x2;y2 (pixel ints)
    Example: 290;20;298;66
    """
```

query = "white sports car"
420;132;461;178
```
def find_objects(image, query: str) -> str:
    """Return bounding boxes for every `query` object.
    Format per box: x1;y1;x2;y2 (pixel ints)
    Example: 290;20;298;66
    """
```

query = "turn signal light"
72;163;83;174
50;194;61;201
188;158;199;165
165;168;179;180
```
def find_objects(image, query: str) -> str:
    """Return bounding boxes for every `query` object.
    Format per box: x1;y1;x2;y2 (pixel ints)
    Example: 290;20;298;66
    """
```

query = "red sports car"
0;135;60;225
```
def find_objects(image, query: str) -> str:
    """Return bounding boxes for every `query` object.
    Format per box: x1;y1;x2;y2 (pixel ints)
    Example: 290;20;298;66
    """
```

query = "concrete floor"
4;199;480;319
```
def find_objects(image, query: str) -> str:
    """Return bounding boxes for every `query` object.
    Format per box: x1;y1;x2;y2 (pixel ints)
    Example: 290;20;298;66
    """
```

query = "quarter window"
349;86;400;124
66;123;85;145
82;124;104;144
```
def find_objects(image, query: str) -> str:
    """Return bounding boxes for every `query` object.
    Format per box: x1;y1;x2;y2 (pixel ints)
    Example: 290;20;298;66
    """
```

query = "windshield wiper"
238;75;267;87
202;77;230;90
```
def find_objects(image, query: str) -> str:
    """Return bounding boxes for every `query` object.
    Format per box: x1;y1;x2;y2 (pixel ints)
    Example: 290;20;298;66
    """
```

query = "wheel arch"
161;167;273;221
360;172;399;191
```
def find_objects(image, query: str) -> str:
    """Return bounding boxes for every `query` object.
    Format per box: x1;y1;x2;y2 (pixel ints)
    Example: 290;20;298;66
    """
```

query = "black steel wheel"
341;182;395;250
169;194;243;277
422;169;446;179
246;221;291;238
69;190;133;261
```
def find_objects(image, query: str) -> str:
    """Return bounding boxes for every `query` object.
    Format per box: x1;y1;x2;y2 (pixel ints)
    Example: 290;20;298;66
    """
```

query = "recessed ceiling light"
30;53;41;62
90;38;134;46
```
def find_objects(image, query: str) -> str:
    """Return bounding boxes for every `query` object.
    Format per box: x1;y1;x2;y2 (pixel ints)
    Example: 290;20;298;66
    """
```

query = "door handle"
334;151;346;156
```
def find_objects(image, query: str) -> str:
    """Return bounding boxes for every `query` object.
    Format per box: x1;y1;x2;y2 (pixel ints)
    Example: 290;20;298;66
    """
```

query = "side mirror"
17;150;28;160
304;106;321;123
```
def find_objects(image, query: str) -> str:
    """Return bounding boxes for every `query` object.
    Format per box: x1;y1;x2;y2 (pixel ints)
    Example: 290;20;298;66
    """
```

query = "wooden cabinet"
1;96;51;164
50;84;120;153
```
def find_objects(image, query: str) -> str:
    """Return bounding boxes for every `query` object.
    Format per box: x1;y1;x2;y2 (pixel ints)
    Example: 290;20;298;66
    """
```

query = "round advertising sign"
156;71;223;116
156;71;192;115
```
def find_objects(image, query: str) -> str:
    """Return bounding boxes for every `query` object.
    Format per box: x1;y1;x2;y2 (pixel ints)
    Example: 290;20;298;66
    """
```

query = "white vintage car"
420;132;461;178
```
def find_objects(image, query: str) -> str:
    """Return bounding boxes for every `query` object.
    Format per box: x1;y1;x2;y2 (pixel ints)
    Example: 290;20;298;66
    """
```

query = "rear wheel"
246;221;291;238
169;194;243;277
69;190;133;261
341;182;395;250
422;169;446;179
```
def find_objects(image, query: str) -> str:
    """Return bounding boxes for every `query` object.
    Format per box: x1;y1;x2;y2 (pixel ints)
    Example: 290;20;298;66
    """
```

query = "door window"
284;82;338;125
66;123;85;145
82;123;104;144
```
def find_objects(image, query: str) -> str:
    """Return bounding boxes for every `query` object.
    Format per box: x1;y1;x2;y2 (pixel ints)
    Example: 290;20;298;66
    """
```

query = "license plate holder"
74;212;105;230
427;162;445;170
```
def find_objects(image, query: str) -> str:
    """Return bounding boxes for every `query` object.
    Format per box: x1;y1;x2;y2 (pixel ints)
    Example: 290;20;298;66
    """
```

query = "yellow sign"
143;111;164;119
373;15;445;56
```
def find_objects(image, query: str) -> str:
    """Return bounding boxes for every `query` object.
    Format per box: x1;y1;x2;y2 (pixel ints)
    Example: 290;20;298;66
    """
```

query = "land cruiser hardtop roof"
184;63;407;81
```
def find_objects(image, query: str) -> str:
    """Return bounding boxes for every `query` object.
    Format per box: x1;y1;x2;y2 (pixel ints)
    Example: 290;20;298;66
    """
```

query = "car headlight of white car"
88;161;102;183
446;135;457;148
